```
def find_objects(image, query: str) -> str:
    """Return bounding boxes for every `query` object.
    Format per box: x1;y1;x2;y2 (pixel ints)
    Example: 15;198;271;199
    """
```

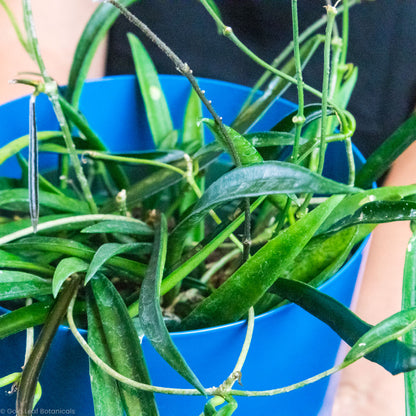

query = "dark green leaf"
86;289;124;416
2;237;146;279
90;275;158;416
273;278;416;375
0;301;52;339
81;219;153;236
203;118;263;165
181;196;343;330
128;32;177;149
52;257;88;298
85;243;151;285
0;271;51;300
0;189;89;214
403;233;416;416
318;185;416;233
139;215;205;393
323;200;416;235
178;162;358;231
16;277;80;415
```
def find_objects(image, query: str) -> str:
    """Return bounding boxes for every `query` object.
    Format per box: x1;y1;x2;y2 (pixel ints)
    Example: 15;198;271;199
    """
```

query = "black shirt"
106;0;416;157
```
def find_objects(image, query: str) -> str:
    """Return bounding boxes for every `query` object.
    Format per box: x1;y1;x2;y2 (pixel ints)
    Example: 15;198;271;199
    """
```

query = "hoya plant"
1;0;416;415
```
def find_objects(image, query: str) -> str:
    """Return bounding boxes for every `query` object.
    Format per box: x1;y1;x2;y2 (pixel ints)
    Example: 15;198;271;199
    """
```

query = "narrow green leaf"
0;301;52;339
81;219;153;236
0;372;21;389
181;196;343;329
16;277;80;415
203;119;262;165
2;237;146;279
273;278;416;375
139;215;205;393
0;131;61;166
403;233;416;416
345;308;416;365
90;275;158;416
28;94;39;232
356;113;416;189
269;227;357;297
128;32;177;149
182;89;204;154
66;0;139;106
323;200;416;235
52;257;88;298
177;162;358;232
0;189;89;214
85;243;150;285
161;197;265;296
86;289;124;416
0;271;51;300
319;184;416;233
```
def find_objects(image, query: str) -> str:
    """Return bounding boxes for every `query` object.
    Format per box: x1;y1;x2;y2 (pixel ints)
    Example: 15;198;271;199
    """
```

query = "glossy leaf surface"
52;257;88;298
81;219;153;236
90;275;158;416
323;200;416;235
85;243;151;285
181;196;342;329
0;271;51;300
0;189;89;214
87;289;124;416
273;278;416;375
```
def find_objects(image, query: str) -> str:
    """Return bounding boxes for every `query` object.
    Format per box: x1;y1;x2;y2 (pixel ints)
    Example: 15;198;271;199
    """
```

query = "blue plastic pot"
0;75;367;415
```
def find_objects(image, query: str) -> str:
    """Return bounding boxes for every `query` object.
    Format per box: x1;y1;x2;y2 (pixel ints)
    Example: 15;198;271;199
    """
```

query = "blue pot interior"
0;75;366;416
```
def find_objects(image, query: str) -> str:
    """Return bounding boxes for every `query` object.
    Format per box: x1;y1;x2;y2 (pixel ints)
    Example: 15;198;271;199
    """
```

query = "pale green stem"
22;0;97;213
290;0;305;163
317;6;337;175
240;0;360;112
0;0;30;54
0;214;150;245
199;0;355;137
200;248;240;284
84;150;186;177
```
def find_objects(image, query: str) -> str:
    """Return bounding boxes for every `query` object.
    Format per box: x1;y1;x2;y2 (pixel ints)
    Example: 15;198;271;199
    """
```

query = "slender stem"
232;307;255;375
0;214;151;245
106;0;251;259
318;6;337;175
291;0;305;163
0;0;30;54
239;0;359;112
84;151;186;177
68;293;206;396
340;0;350;67
200;248;240;284
199;0;354;136
22;0;97;214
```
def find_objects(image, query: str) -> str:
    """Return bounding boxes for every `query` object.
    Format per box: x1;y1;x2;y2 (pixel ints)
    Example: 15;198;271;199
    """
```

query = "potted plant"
1;1;416;415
